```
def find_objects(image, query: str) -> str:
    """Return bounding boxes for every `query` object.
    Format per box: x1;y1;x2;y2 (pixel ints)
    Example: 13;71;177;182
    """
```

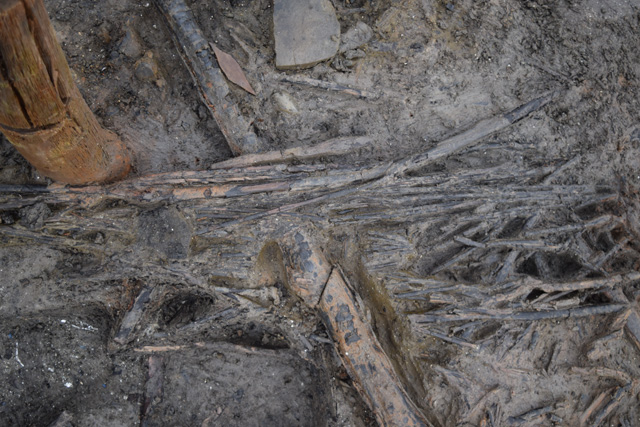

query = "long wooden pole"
0;0;130;185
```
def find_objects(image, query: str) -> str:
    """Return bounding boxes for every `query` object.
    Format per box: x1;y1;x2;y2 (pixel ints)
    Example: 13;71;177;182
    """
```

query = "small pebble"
273;92;298;114
339;21;373;53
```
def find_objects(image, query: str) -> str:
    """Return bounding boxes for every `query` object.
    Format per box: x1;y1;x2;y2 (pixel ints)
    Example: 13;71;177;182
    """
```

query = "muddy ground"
1;0;640;425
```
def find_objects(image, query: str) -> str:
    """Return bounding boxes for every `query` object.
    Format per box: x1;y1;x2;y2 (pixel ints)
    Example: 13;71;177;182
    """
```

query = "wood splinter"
279;230;431;427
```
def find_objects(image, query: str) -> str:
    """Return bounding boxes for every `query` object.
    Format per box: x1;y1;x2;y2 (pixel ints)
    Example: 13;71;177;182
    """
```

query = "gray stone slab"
273;0;340;70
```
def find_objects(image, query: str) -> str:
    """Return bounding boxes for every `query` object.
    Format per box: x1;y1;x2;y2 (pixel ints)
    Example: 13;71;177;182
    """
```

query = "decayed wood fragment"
319;269;430;426
154;0;263;155
0;0;130;184
278;232;431;426
114;287;153;345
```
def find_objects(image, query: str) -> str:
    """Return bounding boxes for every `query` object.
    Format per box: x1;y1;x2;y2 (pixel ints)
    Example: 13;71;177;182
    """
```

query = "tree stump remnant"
0;0;130;185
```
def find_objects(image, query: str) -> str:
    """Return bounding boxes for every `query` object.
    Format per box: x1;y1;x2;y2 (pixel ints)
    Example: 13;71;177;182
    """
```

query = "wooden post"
0;0;130;185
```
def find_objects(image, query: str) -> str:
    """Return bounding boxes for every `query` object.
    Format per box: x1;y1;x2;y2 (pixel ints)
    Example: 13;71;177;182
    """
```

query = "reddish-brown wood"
0;0;130;184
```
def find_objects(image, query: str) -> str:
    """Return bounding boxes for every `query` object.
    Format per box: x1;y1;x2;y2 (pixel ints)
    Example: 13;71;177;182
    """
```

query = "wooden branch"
210;136;373;170
579;388;610;426
592;237;630;269
0;223;105;250
389;91;559;176
541;155;582;184
280;74;380;99
522;215;614;237
0;91;562;214
395;282;486;302
570;367;631;385
117;92;560;206
484;273;640;308
603;287;640;354
507;404;556;424
590;385;631;427
279;232;432;426
0;0;130;184
319;269;431;426
134;341;285;355
494;213;540;283
154;0;262;155
431;247;477;275
410;303;626;323
418;328;480;350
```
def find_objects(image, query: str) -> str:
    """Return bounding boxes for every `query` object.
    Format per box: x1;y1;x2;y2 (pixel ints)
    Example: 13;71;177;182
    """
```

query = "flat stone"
273;0;340;70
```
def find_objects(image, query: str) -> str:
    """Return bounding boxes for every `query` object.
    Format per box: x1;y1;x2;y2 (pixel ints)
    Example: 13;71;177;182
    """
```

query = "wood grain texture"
0;0;130;184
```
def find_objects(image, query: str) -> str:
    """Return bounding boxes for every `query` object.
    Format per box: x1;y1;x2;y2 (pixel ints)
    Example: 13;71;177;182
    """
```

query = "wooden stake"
0;0;130;184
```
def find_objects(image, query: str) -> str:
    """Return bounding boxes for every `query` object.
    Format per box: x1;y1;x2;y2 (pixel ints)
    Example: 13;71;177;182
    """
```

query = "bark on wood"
0;0;130;184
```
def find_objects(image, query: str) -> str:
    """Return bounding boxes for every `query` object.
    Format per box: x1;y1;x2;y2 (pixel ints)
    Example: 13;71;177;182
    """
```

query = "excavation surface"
1;0;640;425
